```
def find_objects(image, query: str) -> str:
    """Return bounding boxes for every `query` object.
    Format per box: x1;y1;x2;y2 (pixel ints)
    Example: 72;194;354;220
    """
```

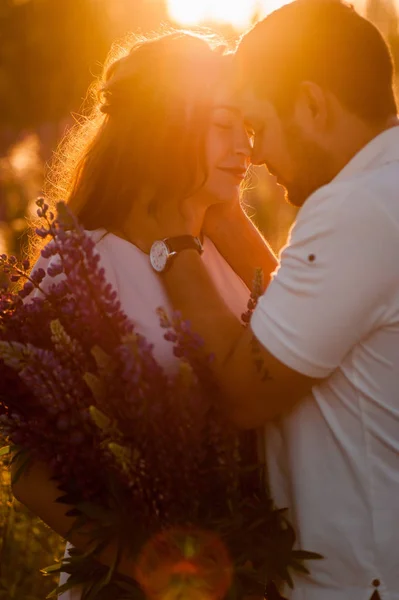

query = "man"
145;1;399;599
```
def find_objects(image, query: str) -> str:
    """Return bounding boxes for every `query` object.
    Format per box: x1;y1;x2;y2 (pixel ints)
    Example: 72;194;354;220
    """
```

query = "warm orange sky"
167;0;373;30
167;0;294;30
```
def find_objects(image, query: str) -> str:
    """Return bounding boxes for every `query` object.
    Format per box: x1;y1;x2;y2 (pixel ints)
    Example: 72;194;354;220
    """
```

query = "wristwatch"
150;235;203;273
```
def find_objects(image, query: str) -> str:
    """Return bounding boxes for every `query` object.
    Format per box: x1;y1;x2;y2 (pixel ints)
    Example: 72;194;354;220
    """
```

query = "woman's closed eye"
214;121;234;130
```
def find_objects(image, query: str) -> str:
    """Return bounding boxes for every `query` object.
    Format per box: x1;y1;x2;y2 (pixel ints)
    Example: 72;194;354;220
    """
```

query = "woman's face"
203;84;253;204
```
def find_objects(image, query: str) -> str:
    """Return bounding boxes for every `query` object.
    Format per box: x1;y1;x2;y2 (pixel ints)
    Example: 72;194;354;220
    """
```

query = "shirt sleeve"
250;189;398;378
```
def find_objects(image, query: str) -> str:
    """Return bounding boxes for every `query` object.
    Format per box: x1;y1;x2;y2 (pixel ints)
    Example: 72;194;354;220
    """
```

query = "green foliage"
0;457;65;600
0;0;109;129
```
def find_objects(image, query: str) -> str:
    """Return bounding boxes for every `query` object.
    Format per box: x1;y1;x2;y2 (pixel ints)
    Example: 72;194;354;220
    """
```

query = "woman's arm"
11;457;135;578
203;203;278;291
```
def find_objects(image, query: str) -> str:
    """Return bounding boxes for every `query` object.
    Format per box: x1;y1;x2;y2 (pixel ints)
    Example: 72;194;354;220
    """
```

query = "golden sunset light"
167;0;293;30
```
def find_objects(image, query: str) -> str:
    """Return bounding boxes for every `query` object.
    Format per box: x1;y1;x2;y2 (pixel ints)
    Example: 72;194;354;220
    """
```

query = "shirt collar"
333;124;399;184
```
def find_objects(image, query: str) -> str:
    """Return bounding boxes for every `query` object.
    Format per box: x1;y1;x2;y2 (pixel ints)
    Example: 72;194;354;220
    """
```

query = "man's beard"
282;122;335;208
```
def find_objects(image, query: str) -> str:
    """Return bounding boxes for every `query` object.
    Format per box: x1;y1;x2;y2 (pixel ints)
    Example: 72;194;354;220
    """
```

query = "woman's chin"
206;184;241;205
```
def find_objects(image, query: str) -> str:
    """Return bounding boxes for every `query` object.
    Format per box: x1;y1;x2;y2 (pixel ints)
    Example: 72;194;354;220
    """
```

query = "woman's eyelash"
214;122;257;137
216;125;233;131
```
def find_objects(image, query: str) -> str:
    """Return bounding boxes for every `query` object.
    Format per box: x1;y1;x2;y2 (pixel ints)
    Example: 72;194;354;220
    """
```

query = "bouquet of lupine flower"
0;200;321;600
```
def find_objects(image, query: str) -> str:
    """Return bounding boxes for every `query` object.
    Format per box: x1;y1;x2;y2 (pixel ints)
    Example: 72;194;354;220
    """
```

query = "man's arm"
203;203;278;291
162;248;316;429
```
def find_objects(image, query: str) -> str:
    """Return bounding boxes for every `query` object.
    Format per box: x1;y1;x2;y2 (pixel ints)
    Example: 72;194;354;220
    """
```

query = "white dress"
55;230;250;599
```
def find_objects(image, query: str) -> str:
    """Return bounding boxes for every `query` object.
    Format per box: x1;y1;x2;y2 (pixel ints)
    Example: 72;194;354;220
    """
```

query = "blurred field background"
0;0;398;598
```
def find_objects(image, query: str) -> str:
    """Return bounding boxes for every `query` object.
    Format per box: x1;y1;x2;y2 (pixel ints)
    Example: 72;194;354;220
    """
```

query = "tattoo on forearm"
241;269;272;382
251;335;272;382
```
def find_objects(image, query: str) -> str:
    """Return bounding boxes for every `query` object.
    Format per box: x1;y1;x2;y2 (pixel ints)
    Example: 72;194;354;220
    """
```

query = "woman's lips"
218;167;247;182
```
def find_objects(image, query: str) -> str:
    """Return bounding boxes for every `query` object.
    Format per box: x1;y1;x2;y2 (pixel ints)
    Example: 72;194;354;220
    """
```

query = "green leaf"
55;493;81;505
65;508;82;517
289;559;310;575
101;543;122;589
108;443;134;474
0;446;10;457
91;345;113;371
46;579;77;599
85;375;106;404
41;563;62;575
279;565;294;589
81;538;112;561
66;513;91;537
247;517;267;531
46;587;62;598
76;501;111;522
11;451;32;485
115;580;140;593
83;572;110;599
88;405;111;431
291;550;324;560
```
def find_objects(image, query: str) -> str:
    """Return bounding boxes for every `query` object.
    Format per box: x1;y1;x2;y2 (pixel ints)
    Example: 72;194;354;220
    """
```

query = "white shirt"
54;234;249;600
251;127;399;600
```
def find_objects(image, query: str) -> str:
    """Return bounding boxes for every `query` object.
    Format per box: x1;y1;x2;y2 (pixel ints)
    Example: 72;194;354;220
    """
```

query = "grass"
0;458;65;600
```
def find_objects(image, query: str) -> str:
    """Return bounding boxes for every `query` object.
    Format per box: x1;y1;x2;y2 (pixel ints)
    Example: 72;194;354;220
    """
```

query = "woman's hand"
201;200;278;291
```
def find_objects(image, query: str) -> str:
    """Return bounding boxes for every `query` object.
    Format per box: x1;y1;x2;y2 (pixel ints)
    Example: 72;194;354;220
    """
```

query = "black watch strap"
164;235;203;255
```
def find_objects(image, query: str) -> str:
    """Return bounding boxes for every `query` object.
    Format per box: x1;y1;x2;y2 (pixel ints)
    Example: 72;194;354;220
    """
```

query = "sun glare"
167;0;292;30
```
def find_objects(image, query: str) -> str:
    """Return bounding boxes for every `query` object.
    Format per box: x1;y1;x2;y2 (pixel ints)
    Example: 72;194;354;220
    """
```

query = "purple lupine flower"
47;260;63;278
35;227;49;239
31;268;46;284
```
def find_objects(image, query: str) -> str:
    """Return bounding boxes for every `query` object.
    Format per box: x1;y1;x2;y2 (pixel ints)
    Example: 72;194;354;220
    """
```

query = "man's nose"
235;129;252;160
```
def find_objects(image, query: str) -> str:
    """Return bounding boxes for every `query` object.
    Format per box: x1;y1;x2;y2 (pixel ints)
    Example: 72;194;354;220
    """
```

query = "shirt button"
372;579;381;587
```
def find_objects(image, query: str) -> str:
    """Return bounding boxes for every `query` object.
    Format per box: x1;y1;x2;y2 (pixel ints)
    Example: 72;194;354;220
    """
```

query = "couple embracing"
14;2;399;599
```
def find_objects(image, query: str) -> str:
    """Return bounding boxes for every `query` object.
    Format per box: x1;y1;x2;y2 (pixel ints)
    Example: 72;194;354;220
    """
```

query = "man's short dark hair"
237;0;397;122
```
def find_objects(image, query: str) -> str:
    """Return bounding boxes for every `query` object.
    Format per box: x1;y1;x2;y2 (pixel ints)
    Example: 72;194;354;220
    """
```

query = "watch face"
150;240;169;272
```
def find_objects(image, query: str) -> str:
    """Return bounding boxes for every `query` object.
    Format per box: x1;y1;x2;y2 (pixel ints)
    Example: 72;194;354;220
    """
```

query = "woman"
14;31;278;599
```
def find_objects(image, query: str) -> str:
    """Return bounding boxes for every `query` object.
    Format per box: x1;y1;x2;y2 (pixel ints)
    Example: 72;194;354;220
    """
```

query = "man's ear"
293;81;331;136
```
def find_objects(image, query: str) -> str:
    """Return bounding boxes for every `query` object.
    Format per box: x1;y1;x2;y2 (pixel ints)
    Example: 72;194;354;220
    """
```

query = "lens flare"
135;528;233;600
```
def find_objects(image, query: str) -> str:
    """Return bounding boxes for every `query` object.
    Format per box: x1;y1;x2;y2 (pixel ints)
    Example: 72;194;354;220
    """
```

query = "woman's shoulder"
89;229;147;270
89;229;141;256
31;229;131;295
89;230;155;294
